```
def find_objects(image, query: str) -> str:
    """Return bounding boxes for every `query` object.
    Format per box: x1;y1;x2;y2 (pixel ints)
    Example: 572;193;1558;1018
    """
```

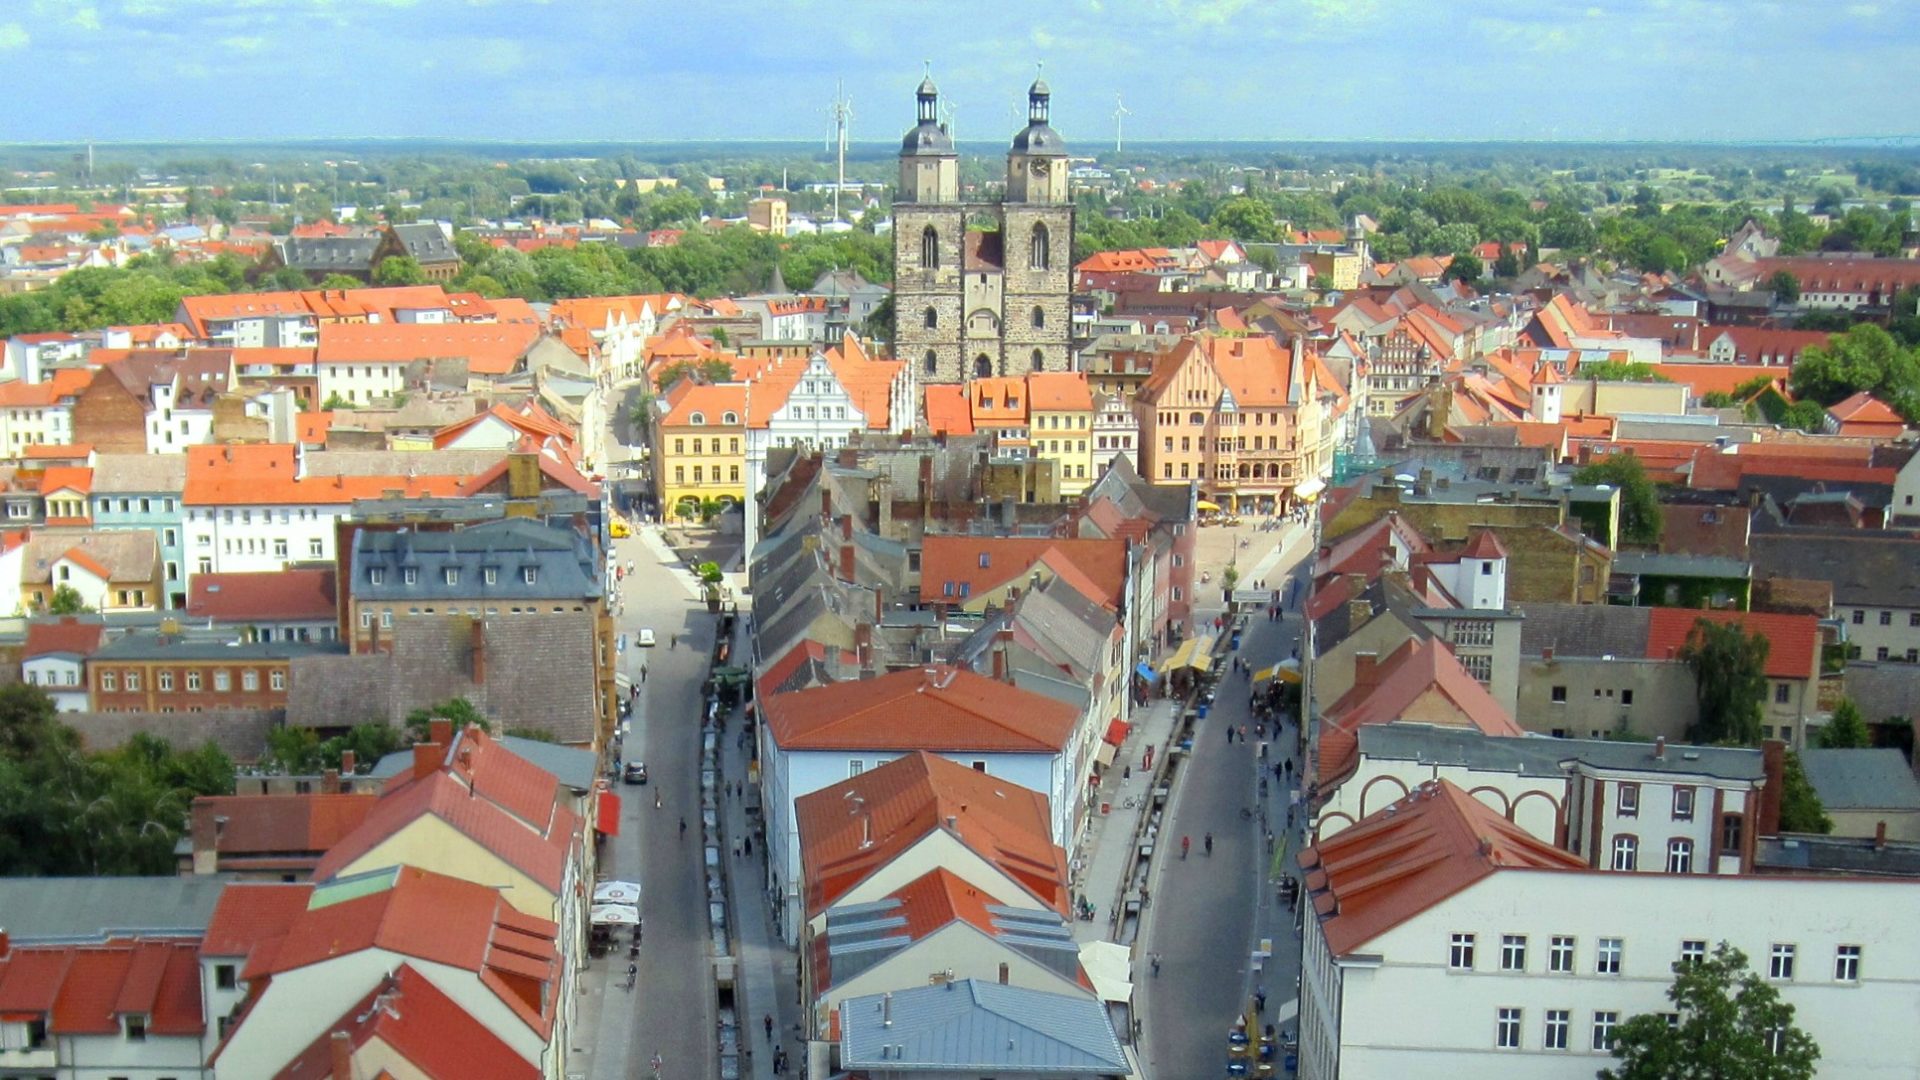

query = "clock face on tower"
1031;159;1050;176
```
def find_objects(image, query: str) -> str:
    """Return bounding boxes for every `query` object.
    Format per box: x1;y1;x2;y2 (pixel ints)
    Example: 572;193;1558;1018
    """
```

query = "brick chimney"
430;717;453;746
1653;736;1666;761
1353;651;1381;696
330;1029;352;1080
412;741;441;782
854;623;874;678
820;487;832;519
189;804;219;876
340;749;356;776
1875;820;1888;851
469;617;486;685
839;542;856;583
0;928;10;959
1758;738;1785;836
992;626;1014;684
320;767;340;795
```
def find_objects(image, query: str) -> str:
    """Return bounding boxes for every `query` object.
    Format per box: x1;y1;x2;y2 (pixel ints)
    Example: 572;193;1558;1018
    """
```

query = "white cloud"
0;22;27;49
1031;26;1056;48
71;6;101;30
221;34;264;50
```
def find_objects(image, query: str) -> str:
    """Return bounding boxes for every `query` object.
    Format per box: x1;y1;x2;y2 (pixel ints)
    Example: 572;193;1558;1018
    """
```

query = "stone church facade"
892;76;1075;384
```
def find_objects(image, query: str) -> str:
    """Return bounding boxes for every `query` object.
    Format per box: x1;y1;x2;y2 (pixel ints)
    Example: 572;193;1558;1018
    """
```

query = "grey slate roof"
0;876;230;943
1843;662;1920;722
839;979;1125;1073
351;518;602;602
274;236;380;272
391;223;459;264
1750;531;1920;611
93;631;344;662
1612;551;1752;580
300;448;508;478
87;454;187;494
1357;724;1766;782
1755;833;1920;876
1799;749;1920;811
1516;602;1652;659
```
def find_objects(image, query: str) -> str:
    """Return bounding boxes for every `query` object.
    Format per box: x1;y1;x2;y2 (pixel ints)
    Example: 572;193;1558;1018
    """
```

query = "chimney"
1653;736;1666;761
840;514;853;541
1758;739;1785;837
820;487;832;518
1875;821;1888;851
874;586;884;624
430;717;452;747
993;626;1014;684
1542;646;1555;663
320;767;341;794
340;749;356;776
190;804;219;875
1353;651;1381;695
367;610;381;654
412;741;440;781
854;623;874;677
839;542;856;583
883;992;892;1028
469;617;486;684
998;962;1010;984
330;1029;352;1080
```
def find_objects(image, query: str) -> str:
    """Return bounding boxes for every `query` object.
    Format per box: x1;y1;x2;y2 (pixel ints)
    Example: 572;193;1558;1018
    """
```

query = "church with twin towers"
891;72;1076;384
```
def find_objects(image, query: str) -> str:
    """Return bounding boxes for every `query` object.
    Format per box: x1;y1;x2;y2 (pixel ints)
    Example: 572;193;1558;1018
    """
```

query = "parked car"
638;627;657;647
623;761;649;785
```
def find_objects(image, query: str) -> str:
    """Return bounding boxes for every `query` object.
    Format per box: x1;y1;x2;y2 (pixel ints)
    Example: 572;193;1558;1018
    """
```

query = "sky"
1;0;1916;145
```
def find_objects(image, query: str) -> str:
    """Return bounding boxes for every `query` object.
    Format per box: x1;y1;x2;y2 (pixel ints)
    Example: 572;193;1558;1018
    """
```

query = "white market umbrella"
591;903;640;926
594;881;642;904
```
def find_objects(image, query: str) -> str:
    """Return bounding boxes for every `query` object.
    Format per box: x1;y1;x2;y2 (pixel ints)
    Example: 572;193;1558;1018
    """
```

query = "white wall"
1311;869;1920;1079
316;362;405;405
23;656;88;711
1317;754;1564;844
183;503;350;576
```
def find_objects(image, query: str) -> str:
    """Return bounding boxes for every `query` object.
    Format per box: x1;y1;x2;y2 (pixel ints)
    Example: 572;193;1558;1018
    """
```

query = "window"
523;567;537;584
1880;610;1893;625
1592;1011;1618;1051
1681;939;1707;966
1673;787;1695;821
1721;813;1743;852
1617;784;1639;817
1766;1025;1788;1056
1501;934;1527;972
242;670;259;692
1496;1007;1521;1049
1551;685;1567;703
186;670;203;692
158;671;175;693
1852;609;1864;624
848;760;864;777
1449;933;1476;970
1544;1009;1569;1050
1459;653;1493;684
1769;943;1795;980
1030;223;1050;270
924;349;937;376
403;567;418;585
381;610;395;628
310;540;324;558
1774;682;1790;704
1666;838;1693;874
484;567;497;585
1620;688;1634;706
215;963;236;990
445;568;459;586
270;670;286;691
1611;836;1638;871
100;671;116;692
1835;944;1861;982
1596;937;1622;975
125;1014;147;1041
213;669;231;692
359;611;372;629
369;568;385;586
921;225;939;270
273;538;288;560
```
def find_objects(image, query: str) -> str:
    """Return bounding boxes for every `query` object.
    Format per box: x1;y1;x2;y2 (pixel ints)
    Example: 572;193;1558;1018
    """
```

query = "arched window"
688;413;706;426
1031;348;1044;371
722;411;738;424
974;354;993;379
1189;411;1206;426
1031;306;1045;330
923;349;938;375
924;306;938;329
1030;223;1050;270
921;226;939;270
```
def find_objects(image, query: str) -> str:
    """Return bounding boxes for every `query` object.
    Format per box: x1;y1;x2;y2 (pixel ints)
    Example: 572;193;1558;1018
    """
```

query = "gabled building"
21;614;105;711
269;963;537;1080
651;379;747;520
1314;635;1525;791
0;938;210;1079
836;979;1128;1080
186;568;340;643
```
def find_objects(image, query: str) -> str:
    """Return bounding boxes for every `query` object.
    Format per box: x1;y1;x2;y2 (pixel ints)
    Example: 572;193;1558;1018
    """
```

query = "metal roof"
1357;724;1766;782
839;979;1124;1073
1799;749;1920;812
0;876;230;943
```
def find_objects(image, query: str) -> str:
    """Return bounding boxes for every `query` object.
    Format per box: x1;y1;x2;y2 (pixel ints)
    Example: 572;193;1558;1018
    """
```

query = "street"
1140;521;1311;1078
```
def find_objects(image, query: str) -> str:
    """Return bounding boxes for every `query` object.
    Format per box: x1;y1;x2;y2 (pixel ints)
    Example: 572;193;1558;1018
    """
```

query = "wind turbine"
939;100;957;146
1113;93;1132;155
828;80;854;223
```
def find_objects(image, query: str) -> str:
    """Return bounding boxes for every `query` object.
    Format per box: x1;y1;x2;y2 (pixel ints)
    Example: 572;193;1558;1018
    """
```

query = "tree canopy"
1788;323;1920;423
1679;618;1769;745
1572;453;1663;546
1777;751;1833;834
1603;942;1818;1080
1818;698;1871;749
654;357;738;391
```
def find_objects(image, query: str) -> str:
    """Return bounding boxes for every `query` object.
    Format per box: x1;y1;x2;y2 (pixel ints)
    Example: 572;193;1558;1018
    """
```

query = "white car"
638;628;657;648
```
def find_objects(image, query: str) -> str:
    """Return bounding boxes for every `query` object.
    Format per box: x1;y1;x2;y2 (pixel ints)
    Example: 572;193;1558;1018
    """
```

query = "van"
610;518;632;538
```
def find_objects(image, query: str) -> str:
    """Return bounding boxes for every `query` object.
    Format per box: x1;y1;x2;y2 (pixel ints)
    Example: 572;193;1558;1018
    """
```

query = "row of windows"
681;410;740;425
357;604;585;629
1160;461;1297;481
1496;1007;1626;1052
1154;410;1290;428
918;223;1050;271
1451;933;1861;982
672;437;744;455
1608;835;1698;873
195;507;328;524
1162;436;1299;453
673;466;742;485
1549;685;1636;705
1615;783;1694;820
369;566;536;587
922;306;1050;330
98;668;284;693
1095;435;1134;450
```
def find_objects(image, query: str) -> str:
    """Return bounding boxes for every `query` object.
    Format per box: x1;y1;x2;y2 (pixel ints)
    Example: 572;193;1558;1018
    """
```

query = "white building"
1091;391;1139;474
757;665;1080;945
1296;779;1920;1080
177;293;318;348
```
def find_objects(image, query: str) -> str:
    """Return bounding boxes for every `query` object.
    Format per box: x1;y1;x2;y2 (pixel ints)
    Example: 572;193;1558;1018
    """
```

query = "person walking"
764;1014;774;1041
1204;832;1214;856
1181;835;1191;860
1256;984;1268;1013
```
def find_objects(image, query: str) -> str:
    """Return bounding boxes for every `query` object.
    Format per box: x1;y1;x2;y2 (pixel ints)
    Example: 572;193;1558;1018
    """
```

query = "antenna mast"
1113;94;1132;155
830;80;853;224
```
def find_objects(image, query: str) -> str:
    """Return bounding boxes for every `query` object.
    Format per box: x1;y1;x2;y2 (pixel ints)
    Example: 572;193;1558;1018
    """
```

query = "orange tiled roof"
1644;608;1819;681
658;380;747;428
920;535;1128;608
182;443;477;506
763;665;1077;754
1299;780;1587;956
316;322;540;376
923;384;973;436
270;964;536;1080
1025;371;1093;412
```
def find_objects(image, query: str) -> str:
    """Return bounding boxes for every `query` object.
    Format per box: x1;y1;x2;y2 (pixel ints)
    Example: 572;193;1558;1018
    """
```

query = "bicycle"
1121;794;1141;810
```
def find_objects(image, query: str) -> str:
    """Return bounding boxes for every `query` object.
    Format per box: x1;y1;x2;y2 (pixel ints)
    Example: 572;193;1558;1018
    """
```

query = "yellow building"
652;380;747;520
1025;371;1096;496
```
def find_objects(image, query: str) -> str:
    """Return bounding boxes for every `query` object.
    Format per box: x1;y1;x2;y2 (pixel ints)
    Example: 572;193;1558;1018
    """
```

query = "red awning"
1103;718;1129;747
596;790;621;837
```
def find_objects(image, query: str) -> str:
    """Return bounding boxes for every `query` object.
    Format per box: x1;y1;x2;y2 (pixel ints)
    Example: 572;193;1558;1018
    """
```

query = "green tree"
1779;750;1834;833
1427;222;1480;258
1208;197;1278;243
263;726;323;774
1572;453;1663;546
1679;618;1769;745
1441;253;1484;286
372;255;426;287
654;357;736;390
403;698;490;742
1777;399;1829;433
1768;269;1801;305
1818;699;1871;749
317;273;365;290
46;584;92;615
1789;323;1920;422
1603;942;1818;1080
263;266;314;292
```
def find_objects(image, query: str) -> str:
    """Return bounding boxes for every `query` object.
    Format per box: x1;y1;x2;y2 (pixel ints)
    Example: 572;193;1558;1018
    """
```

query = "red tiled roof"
316;322;540;376
919;536;1128;608
186;568;337;622
271;964;536;1080
796;751;1067;919
201;882;316;959
1025;371;1094;412
1318;638;1524;784
312;770;575;894
1644;608;1820;681
923;384;974;435
763;666;1077;754
182;443;479;506
1299;780;1586;956
656;380;746;428
0;940;204;1036
190;793;376;862
1647;363;1785;398
23;615;105;658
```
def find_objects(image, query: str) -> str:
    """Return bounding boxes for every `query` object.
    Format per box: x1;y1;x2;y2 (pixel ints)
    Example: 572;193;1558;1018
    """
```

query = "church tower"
892;74;966;384
1000;75;1075;377
892;71;1075;385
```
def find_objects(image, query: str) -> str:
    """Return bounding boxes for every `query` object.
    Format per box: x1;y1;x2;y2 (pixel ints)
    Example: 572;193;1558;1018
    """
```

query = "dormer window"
444;568;459;586
403;568;418;585
723;411;739;424
484;567;497;586
689;413;706;425
369;568;385;585
124;1014;147;1041
523;567;537;585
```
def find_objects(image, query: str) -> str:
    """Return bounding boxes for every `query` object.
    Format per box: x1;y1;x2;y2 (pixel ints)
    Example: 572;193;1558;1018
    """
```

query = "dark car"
623;761;649;785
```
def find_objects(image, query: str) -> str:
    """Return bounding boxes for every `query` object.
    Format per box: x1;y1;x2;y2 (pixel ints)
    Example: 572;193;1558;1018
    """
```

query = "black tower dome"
902;75;954;155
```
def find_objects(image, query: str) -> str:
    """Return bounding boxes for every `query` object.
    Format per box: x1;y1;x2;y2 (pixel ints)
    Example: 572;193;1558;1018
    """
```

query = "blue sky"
1;0;1915;144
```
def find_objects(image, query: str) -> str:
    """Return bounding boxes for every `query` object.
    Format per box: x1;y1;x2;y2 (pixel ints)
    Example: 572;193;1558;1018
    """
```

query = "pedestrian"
1284;758;1294;778
1204;832;1214;856
1226;725;1234;744
678;816;687;837
1256;985;1268;1013
669;633;678;649
744;835;753;857
1181;834;1191;859
1239;724;1248;742
764;1014;774;1041
639;666;648;685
